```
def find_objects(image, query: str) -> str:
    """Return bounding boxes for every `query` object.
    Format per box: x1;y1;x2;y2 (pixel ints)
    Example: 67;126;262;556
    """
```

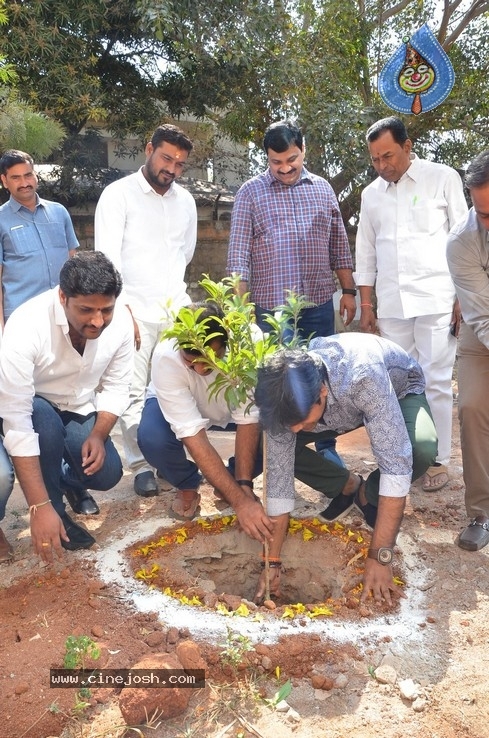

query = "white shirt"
147;338;259;439
354;156;468;319
94;168;197;324
0;288;134;457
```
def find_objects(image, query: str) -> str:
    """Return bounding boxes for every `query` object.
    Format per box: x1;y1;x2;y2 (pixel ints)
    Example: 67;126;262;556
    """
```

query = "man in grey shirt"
447;150;489;551
254;333;437;605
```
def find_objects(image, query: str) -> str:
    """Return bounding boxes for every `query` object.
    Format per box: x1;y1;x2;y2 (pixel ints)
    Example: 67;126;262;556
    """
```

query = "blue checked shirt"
227;167;353;309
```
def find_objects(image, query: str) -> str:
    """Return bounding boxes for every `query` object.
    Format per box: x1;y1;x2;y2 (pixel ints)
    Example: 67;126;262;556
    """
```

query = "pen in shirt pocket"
10;225;24;231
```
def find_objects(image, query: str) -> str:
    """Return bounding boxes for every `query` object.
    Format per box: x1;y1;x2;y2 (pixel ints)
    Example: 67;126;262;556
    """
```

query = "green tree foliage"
0;88;65;158
139;0;489;222
1;0;488;216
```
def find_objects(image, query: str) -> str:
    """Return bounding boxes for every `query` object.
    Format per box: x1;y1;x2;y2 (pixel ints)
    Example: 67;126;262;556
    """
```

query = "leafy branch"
162;274;311;410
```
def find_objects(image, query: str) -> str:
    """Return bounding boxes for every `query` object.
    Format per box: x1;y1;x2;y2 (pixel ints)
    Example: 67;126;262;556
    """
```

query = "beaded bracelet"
29;499;52;515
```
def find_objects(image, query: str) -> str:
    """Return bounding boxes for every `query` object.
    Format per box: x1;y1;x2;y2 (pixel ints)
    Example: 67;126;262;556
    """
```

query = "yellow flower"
307;605;333;618
234;603;250;617
216;603;232;616
175;528;188;544
281;606;296;619
302;528;315;541
197;519;212;529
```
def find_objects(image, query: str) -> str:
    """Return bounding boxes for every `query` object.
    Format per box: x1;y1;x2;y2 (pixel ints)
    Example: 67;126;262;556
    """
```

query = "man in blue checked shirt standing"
0;149;78;329
227;120;356;466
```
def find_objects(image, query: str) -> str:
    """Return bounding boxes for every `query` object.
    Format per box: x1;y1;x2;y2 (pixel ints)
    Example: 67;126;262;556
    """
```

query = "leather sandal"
458;517;489;551
421;464;449;492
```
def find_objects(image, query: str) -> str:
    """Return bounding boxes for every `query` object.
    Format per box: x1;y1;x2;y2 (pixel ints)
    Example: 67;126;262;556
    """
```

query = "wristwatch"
367;547;394;565
342;288;357;296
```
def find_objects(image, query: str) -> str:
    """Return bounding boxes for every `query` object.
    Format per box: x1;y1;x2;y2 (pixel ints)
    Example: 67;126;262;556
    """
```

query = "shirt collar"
376;153;419;192
53;288;69;331
8;193;42;213
136;166;176;197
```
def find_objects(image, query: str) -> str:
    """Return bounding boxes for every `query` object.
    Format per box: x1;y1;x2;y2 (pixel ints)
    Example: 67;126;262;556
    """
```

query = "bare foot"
422;464;449;492
171;489;201;519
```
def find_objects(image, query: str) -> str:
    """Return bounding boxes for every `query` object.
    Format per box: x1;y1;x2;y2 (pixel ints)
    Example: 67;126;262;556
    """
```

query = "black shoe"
134;471;158;497
354;477;378;528
63;487;100;515
318;492;354;522
60;512;96;550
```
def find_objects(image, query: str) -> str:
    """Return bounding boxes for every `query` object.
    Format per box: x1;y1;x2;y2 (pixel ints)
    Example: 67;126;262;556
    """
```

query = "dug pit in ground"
126;515;402;621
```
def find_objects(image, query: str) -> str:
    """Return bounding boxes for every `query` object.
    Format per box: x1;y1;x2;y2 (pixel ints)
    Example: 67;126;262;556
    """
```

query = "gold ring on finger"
41;542;50;547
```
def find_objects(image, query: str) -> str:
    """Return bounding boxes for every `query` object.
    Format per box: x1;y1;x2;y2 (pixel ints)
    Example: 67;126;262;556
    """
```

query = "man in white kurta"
95;124;197;498
355;116;468;492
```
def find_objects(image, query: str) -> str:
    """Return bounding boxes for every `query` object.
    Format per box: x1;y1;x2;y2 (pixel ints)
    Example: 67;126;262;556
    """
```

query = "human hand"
450;299;462;338
360;559;406;607
133;317;141;351
81;435;106;475
234;498;275;544
358;306;377;334
339;294;357;327
31;506;68;563
253;565;281;605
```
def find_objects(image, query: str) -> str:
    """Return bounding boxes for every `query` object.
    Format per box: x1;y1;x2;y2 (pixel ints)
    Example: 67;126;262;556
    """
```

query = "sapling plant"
162;275;311;600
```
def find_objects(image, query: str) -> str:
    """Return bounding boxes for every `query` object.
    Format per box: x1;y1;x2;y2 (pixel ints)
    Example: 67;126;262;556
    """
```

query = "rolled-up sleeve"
264;429;297;515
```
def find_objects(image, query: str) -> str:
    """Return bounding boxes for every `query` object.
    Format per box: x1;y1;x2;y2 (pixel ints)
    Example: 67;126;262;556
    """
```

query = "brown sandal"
170;489;201;520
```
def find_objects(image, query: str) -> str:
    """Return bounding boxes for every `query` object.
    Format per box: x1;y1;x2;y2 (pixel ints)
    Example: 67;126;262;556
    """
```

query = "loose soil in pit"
2;387;489;738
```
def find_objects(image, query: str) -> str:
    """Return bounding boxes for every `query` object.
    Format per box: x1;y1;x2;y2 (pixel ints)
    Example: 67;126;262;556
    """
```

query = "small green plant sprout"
63;634;100;670
263;678;292;708
219;627;254;670
63;634;101;713
368;665;377;679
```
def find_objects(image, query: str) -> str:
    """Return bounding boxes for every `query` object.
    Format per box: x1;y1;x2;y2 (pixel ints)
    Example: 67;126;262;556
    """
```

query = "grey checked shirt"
265;333;426;516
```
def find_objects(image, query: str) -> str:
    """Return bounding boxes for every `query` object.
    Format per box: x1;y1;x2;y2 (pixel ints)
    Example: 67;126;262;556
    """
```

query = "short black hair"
150;124;193;154
366;116;409;145
59;251;122;299
0;149;34;176
263;120;303;154
255;349;324;433
465;151;489;190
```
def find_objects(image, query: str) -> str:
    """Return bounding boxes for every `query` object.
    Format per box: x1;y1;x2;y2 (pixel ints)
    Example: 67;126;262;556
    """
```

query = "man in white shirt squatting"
0;251;133;562
137;302;274;543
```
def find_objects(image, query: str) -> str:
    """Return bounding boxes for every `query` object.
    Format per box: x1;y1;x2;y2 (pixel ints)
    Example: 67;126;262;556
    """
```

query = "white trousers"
119;319;164;474
378;313;456;466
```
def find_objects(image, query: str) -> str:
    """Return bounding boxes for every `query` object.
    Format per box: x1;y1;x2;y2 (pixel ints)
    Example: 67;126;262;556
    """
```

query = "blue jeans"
0;439;15;522
32;396;123;516
138;397;262;490
255;300;335;344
